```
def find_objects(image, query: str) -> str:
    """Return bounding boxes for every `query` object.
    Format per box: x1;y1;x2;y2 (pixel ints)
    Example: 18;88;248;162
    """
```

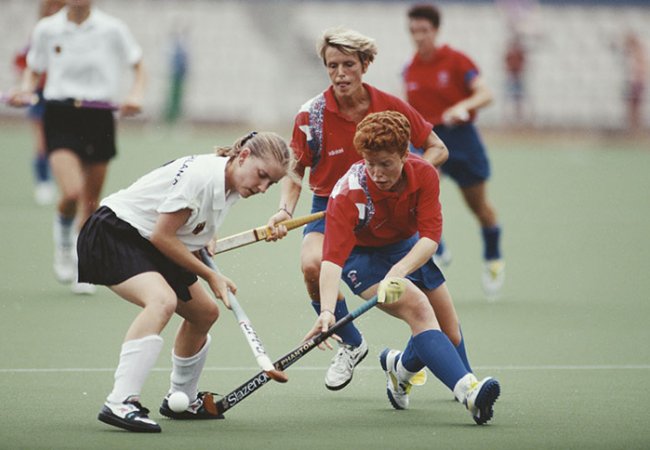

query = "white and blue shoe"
463;376;501;425
379;349;427;410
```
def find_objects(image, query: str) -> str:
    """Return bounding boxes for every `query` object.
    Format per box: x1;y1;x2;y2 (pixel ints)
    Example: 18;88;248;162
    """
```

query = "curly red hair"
353;111;411;157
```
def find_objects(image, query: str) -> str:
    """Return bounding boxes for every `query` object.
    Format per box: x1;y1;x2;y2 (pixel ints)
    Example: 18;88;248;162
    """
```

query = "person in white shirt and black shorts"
77;131;294;433
10;0;146;295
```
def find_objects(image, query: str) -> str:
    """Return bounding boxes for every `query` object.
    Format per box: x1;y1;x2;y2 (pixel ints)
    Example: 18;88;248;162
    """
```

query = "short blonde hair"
215;131;295;178
353;111;411;157
317;27;378;66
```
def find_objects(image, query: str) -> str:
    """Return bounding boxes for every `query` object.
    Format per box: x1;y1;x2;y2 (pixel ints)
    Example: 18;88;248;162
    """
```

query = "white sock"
53;214;75;249
396;359;420;382
169;334;211;400
106;335;164;404
453;372;478;403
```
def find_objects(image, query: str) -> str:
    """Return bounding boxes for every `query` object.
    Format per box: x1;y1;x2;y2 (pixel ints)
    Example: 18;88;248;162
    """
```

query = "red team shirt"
403;45;479;126
291;83;433;197
323;154;442;267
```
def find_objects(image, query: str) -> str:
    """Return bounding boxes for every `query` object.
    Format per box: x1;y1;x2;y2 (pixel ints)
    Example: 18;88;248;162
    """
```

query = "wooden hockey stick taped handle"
215;211;325;254
253;211;325;240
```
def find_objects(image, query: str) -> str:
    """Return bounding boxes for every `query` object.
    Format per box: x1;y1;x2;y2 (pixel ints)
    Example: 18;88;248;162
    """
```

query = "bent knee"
203;301;220;326
301;259;321;282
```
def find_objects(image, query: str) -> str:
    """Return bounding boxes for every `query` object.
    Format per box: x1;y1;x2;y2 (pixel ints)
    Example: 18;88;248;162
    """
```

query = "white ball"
168;391;190;413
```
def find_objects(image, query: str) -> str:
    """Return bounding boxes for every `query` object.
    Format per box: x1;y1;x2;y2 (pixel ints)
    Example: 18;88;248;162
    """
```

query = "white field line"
1;364;649;374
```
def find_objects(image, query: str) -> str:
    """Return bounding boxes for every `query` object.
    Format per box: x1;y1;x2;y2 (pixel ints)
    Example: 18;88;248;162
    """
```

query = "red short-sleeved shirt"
323;154;442;267
403;45;479;126
291;83;433;197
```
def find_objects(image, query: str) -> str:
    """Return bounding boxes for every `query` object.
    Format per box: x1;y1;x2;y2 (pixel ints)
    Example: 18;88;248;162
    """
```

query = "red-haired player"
303;111;500;425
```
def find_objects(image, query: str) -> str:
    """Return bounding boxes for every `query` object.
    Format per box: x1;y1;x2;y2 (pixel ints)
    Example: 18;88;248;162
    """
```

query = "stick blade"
265;369;289;383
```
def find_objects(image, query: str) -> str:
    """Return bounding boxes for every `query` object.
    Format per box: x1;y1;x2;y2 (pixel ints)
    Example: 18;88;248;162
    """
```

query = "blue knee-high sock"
34;154;50;182
311;300;362;346
399;337;425;372
482;225;502;260
412;329;470;391
455;326;472;373
435;236;446;256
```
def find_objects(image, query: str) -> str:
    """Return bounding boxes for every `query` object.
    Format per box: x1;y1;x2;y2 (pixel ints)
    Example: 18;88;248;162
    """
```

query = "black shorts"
77;206;198;301
43;101;117;163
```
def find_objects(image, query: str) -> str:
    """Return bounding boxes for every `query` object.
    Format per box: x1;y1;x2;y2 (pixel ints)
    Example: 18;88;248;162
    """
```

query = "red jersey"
291;83;433;197
322;154;442;267
403;45;479;126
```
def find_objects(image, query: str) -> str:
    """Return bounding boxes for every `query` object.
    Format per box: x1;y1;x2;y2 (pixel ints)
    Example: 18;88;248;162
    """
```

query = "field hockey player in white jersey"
77;131;293;433
8;0;146;295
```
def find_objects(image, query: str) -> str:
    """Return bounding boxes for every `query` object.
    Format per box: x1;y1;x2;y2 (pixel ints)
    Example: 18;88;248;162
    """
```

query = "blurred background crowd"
1;0;648;133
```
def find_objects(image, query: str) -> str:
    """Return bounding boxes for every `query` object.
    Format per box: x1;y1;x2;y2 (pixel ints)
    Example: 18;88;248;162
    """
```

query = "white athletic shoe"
53;244;76;283
71;280;96;295
98;396;161;433
463;377;501;425
482;259;505;300
379;349;411;409
34;181;56;206
433;246;453;268
325;336;368;390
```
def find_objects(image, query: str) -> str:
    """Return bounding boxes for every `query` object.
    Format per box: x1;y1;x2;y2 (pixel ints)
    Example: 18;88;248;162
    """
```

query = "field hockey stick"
209;279;406;415
1;92;118;111
199;248;289;383
214;211;325;254
0;91;37;107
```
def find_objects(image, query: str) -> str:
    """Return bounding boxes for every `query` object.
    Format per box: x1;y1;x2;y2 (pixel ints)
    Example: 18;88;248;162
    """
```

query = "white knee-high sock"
107;335;164;404
169;334;211;400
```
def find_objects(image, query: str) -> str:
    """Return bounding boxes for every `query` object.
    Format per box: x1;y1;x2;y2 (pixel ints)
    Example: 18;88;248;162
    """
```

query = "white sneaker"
34;181;56;206
463;377;501;425
98;396;161;433
53;244;76;283
379;349;410;409
482;259;505;300
71;281;96;295
433;246;453;268
325;336;368;390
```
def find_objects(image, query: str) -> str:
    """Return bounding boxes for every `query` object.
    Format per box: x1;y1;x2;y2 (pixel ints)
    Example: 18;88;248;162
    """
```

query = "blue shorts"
27;90;45;120
303;194;328;235
341;234;445;295
412;123;490;188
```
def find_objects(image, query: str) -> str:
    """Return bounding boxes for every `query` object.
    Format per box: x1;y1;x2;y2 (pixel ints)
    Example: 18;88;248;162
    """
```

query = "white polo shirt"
101;154;241;251
27;7;142;103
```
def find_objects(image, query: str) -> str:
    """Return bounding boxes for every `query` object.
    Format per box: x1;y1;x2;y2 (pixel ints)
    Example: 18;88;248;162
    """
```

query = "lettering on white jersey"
172;155;197;186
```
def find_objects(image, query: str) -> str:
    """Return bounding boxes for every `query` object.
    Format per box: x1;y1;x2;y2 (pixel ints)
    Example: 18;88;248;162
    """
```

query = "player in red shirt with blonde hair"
303;111;500;425
267;27;448;391
404;4;505;300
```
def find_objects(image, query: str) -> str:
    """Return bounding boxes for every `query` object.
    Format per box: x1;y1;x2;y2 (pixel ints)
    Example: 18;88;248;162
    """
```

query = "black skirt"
77;206;198;301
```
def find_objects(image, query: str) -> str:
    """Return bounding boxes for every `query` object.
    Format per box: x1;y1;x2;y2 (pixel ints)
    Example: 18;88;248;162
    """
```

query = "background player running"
403;4;505;299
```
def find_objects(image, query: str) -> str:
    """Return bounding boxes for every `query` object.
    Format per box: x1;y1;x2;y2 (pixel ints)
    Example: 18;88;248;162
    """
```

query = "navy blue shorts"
412;123;490;188
43;101;117;163
303;194;328;235
27;90;45;120
341;234;445;295
77;206;198;301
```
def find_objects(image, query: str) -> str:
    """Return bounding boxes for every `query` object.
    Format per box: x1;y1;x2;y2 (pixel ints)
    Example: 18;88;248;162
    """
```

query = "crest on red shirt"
437;71;449;86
